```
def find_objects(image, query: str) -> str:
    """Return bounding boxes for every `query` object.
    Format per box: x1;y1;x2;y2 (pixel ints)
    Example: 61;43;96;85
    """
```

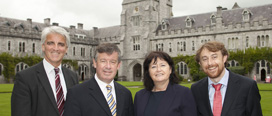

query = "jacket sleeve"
11;73;32;116
246;81;263;116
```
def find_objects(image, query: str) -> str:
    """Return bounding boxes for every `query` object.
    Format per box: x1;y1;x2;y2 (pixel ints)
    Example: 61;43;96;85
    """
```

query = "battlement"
155;19;272;39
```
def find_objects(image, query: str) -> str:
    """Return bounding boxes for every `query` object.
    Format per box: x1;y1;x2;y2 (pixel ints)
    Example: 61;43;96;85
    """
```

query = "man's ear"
117;61;121;69
92;58;97;68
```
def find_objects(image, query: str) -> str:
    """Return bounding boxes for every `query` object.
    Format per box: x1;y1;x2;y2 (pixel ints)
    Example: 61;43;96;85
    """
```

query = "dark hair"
143;51;179;91
94;43;121;62
195;41;229;63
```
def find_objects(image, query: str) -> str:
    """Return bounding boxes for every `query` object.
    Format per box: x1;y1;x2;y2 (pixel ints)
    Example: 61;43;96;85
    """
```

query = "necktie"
212;84;222;116
106;85;117;116
54;68;65;116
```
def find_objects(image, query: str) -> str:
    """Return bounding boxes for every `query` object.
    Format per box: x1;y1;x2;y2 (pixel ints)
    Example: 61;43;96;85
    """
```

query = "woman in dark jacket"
134;51;197;116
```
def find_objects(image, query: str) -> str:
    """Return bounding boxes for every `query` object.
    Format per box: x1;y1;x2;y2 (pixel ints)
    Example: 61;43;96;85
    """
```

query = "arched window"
192;41;195;51
257;36;260;47
32;43;35;53
210;14;216;24
8;41;11;51
178;62;188;75
15;62;29;73
246;36;249;48
267;63;270;74
261;60;265;67
256;63;260;74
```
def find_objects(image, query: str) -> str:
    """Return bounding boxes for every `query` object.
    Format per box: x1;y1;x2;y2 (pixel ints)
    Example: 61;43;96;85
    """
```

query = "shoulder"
229;71;256;85
114;81;131;93
191;77;208;89
170;84;192;94
69;79;90;91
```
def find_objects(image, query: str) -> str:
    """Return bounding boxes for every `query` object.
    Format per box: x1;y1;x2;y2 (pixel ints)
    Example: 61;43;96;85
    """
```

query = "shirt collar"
43;59;62;74
208;68;229;86
94;73;114;88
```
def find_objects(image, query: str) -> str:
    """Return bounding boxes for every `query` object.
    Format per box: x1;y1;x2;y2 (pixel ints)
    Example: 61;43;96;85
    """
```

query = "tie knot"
54;68;59;75
106;85;112;90
212;84;222;91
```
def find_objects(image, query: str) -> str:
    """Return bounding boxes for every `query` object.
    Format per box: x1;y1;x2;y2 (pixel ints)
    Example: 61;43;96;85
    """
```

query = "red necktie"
212;84;222;116
54;68;65;116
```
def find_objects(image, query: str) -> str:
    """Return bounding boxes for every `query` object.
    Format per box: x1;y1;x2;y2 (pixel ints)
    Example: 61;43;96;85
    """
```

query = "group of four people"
11;26;262;116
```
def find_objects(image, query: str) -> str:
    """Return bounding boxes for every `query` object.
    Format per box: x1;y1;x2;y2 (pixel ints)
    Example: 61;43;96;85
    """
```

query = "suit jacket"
11;61;79;116
63;77;134;116
191;71;262;116
134;83;197;116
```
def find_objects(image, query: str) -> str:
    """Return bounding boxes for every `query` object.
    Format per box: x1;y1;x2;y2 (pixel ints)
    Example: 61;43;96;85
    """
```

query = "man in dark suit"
64;43;134;116
191;41;262;116
11;26;79;116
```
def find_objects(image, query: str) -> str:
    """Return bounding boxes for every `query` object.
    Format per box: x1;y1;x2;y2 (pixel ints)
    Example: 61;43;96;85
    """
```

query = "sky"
1;0;272;30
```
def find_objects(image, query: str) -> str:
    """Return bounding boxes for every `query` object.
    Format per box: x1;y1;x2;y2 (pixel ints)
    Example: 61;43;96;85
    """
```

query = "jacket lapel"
115;82;124;116
221;71;240;116
88;78;112;116
199;78;213;116
138;90;151;116
62;67;73;89
36;62;59;114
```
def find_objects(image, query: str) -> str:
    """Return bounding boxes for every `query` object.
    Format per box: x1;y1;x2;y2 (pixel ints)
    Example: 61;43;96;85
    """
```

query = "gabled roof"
94;25;121;38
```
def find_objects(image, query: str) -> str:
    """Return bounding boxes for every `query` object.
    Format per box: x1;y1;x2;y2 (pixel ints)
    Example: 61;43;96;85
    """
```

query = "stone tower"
119;0;173;81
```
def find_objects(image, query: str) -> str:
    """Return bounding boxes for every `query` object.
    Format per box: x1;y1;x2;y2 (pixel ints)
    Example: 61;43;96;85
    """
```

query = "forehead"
46;33;66;42
97;52;119;60
200;48;222;57
150;58;167;64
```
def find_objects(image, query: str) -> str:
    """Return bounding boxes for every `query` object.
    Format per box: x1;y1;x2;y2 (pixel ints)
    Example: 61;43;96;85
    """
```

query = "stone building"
0;0;272;83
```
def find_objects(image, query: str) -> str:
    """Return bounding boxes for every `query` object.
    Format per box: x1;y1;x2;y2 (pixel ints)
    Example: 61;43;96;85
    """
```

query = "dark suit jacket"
63;77;134;116
11;61;79;116
134;83;197;116
191;71;262;116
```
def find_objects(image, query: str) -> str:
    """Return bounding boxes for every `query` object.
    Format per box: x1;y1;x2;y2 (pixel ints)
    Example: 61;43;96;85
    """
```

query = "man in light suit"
191;41;262;116
11;26;79;116
64;43;134;116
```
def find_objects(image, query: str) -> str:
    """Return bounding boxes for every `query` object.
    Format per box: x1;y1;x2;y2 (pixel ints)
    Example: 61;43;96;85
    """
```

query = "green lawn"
1;83;271;116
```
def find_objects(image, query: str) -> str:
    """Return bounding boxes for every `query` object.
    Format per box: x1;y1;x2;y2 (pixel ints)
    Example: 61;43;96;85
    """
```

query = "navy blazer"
191;70;262;116
11;61;79;116
134;83;197;116
63;77;134;116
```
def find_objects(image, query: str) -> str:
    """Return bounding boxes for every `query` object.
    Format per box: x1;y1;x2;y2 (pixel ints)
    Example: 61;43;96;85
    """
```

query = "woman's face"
149;58;172;84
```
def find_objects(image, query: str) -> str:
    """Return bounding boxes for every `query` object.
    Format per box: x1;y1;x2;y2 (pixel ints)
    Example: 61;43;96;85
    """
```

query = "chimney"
216;6;222;18
70;25;76;29
27;18;32;24
77;23;83;29
44;18;50;25
52;22;59;26
93;27;99;36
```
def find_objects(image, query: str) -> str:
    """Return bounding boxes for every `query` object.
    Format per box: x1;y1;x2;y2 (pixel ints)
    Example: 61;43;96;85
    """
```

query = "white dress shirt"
94;74;117;103
43;59;67;101
208;68;229;112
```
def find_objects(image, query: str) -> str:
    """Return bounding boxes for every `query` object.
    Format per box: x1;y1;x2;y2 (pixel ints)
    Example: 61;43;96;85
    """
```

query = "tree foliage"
173;47;272;81
0;52;78;83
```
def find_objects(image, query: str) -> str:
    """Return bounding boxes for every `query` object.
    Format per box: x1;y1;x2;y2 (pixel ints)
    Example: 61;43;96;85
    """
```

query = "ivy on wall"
0;52;78;83
173;47;272;81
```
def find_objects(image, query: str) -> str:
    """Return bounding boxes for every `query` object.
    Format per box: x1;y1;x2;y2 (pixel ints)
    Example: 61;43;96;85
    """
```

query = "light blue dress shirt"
208;68;229;112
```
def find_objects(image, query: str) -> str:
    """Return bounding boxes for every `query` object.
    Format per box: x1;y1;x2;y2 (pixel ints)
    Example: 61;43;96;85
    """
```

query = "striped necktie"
106;85;117;116
54;68;65;116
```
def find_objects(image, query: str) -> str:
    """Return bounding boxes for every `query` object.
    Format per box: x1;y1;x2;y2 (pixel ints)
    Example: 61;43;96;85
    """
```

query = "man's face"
93;52;120;84
42;33;68;67
199;48;227;79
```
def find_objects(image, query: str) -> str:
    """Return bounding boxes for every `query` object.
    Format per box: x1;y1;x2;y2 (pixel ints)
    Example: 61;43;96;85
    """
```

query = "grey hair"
41;26;70;47
94;43;121;62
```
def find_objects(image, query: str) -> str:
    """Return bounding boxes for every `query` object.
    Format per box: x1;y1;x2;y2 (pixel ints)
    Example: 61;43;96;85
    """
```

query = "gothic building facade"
0;0;272;83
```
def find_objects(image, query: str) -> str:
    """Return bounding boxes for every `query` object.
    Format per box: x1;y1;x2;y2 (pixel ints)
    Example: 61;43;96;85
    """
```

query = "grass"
0;82;271;116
